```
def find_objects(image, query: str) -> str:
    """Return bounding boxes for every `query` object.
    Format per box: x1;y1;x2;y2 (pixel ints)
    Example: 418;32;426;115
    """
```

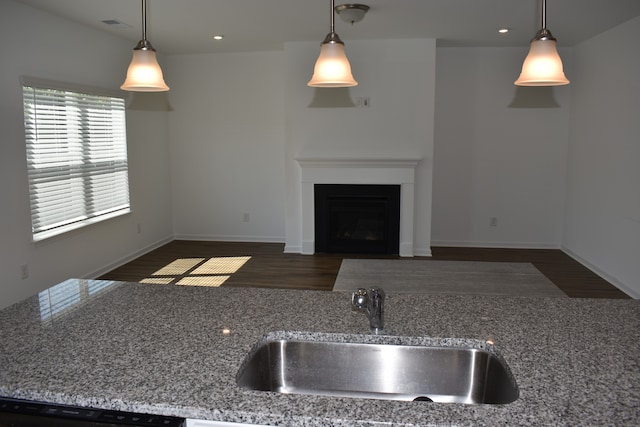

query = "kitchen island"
0;279;638;426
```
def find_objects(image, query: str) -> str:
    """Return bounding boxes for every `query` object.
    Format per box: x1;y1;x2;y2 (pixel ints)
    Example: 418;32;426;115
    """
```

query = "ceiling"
14;0;640;55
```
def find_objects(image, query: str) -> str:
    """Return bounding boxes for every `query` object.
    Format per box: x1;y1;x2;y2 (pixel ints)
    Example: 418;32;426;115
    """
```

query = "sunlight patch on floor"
140;278;175;284
152;258;205;275
176;276;229;287
141;256;251;287
191;256;251;274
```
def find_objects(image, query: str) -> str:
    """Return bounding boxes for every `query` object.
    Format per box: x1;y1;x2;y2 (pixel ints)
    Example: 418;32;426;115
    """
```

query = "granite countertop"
0;279;639;426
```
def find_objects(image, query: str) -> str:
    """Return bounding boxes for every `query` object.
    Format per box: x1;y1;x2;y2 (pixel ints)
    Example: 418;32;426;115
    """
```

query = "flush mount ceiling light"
307;0;358;88
121;0;169;92
514;0;569;86
334;4;370;25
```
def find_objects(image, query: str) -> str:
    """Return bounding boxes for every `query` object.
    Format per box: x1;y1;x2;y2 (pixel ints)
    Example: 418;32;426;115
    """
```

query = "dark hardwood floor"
98;240;630;299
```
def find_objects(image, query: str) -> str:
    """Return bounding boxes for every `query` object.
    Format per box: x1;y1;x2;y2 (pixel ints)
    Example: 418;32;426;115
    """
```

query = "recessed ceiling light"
498;28;510;34
213;35;224;40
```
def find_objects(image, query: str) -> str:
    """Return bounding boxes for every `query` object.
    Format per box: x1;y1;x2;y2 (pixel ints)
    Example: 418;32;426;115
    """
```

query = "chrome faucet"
351;287;385;334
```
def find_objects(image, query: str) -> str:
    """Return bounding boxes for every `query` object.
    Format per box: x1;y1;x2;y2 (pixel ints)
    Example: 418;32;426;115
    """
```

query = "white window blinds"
22;79;130;241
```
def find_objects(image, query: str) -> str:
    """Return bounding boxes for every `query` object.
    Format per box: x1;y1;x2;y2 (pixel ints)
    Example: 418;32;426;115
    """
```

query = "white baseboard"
173;234;285;244
430;240;561;249
561;246;639;299
82;235;173;280
413;247;433;257
283;244;302;254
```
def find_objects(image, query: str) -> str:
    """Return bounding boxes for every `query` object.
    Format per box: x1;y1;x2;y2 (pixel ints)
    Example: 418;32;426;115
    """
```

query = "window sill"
32;208;131;243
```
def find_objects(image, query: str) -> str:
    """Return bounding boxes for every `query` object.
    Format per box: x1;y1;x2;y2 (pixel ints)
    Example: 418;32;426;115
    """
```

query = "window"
22;77;130;241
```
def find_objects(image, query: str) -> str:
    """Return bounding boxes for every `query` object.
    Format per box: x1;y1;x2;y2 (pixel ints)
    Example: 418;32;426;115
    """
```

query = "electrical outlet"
490;217;498;227
243;213;250;222
21;264;29;280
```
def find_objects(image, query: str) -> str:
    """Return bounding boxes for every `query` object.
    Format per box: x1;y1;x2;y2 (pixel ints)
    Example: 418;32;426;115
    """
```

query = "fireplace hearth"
314;184;400;254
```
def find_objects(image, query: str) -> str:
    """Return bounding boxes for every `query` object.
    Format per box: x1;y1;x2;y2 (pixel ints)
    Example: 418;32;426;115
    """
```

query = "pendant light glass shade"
515;0;568;86
121;0;169;92
307;39;358;87
121;47;169;92
307;0;358;87
514;38;569;86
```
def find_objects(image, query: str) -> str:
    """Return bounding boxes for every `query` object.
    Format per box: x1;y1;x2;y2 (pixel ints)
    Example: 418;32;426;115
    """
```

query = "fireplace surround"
297;158;421;257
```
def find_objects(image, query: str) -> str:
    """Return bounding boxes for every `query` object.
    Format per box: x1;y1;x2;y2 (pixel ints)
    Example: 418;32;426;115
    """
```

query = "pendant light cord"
541;0;547;30
321;0;343;44
330;0;335;34
135;0;154;51
142;0;148;41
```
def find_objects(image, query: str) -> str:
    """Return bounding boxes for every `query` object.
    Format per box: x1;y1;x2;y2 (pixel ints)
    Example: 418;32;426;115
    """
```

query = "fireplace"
295;158;421;257
314;184;400;254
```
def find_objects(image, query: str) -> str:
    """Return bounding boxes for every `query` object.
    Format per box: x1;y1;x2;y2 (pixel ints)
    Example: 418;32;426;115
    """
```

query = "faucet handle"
352;288;368;310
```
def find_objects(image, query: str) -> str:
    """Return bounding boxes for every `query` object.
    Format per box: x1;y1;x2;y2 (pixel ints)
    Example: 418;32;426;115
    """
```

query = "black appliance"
0;397;186;427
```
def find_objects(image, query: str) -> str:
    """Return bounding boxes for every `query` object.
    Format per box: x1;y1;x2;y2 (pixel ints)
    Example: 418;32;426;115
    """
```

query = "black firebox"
314;184;400;254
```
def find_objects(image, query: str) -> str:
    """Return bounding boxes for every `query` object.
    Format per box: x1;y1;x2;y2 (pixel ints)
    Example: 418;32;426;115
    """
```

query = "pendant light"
514;0;569;86
121;0;169;92
307;0;358;87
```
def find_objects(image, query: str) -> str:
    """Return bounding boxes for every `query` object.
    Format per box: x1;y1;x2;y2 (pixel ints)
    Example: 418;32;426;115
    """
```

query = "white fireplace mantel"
296;157;422;257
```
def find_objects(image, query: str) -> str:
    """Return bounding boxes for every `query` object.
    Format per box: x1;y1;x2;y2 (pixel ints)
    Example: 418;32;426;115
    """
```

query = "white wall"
0;1;174;309
432;47;571;248
166;52;286;242
283;39;437;256
563;16;640;298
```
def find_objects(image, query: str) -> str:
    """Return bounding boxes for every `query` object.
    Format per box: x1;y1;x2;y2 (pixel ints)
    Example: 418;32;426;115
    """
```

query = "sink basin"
236;333;518;404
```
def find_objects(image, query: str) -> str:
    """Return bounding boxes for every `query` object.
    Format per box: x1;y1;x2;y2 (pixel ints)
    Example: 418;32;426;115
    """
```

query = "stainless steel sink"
236;334;518;404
